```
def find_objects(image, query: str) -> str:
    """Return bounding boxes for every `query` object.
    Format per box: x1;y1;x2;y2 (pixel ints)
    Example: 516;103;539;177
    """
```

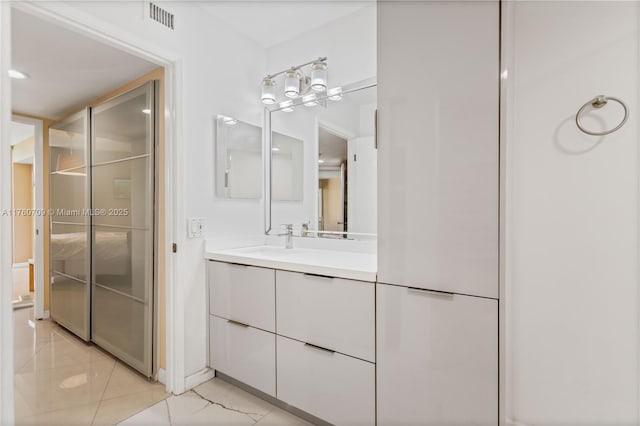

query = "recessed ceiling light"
8;69;29;79
142;109;151;114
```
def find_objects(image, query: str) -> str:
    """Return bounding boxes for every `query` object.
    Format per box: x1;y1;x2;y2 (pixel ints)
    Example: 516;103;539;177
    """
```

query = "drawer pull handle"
304;342;335;354
407;287;454;298
227;319;250;328
303;272;334;280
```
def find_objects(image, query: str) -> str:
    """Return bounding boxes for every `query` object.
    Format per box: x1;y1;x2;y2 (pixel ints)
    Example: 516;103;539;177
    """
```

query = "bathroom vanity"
205;245;376;425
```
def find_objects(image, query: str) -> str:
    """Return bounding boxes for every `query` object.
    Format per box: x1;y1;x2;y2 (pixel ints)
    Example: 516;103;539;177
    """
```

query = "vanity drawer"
209;315;275;396
208;261;275;332
276;335;375;426
276;270;374;362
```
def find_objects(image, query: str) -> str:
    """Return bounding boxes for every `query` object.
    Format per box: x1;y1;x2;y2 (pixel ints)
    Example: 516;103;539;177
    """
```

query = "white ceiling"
319;127;347;167
11;9;158;119
200;1;373;48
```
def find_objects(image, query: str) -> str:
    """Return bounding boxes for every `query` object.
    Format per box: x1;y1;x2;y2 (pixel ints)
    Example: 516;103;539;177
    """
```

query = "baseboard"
157;368;167;385
184;367;215;390
13;262;28;268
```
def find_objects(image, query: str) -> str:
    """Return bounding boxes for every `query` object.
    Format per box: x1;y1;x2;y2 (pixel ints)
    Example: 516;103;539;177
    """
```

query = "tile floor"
120;378;312;426
13;307;311;426
13;307;168;425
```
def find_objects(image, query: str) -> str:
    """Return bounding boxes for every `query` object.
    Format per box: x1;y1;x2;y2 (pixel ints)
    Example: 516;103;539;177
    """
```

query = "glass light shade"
284;71;301;98
327;87;343;101
302;94;317;107
280;100;294;112
261;79;277;105
311;62;327;92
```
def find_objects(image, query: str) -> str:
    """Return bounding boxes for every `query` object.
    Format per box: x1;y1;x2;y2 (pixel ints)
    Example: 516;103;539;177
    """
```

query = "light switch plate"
187;217;205;238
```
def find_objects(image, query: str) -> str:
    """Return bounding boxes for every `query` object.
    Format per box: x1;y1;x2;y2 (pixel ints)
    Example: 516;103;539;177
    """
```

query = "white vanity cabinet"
377;0;499;299
208;259;375;425
376;283;498;425
208;261;276;396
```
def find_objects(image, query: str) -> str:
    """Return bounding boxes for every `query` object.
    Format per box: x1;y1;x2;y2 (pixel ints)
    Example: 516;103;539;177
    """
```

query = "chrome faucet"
281;224;293;249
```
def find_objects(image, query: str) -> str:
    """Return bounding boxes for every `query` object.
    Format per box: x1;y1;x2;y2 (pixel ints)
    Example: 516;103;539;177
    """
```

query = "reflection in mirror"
215;116;262;199
215;115;304;200
272;132;304;201
268;80;377;239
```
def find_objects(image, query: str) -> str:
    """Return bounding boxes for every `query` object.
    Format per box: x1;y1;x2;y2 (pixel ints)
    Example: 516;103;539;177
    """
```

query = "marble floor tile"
193;378;275;421
119;378;311;426
119;399;171;426
173;401;257;425
15;401;100;426
255;407;314;426
14;357;116;414
13;308;170;426
92;389;170;426
101;362;167;401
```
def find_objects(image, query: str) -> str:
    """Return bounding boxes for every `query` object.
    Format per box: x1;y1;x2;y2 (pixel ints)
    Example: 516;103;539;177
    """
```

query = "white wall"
267;5;376;231
505;2;640;423
20;0;375;390
29;0;268;381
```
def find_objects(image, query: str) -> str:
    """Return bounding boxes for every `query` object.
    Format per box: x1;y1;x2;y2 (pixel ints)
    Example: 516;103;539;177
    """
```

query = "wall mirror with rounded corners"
264;78;377;240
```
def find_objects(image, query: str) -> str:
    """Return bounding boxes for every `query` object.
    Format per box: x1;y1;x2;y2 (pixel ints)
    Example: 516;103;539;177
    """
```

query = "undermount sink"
233;246;303;256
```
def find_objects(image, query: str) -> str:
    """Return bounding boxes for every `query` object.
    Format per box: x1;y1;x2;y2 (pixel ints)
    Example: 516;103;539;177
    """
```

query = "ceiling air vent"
149;2;174;30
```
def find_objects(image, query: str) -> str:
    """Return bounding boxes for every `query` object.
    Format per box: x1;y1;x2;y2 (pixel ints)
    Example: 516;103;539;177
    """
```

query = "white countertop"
204;244;377;282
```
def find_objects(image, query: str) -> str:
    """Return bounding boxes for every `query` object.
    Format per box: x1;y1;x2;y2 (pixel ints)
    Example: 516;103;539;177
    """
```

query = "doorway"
10;119;36;310
11;0;163;393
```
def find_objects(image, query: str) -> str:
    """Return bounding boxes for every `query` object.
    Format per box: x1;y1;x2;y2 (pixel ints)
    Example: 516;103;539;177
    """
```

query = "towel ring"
576;95;629;136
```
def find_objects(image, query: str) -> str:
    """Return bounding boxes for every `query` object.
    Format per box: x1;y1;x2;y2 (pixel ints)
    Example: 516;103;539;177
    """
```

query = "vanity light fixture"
280;100;294;112
284;70;301;98
8;69;29;79
260;57;328;105
261;78;277;105
327;87;343;101
303;93;318;107
310;60;328;91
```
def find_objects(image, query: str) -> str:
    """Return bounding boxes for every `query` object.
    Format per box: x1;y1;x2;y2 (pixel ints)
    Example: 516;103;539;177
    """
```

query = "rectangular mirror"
216;115;303;201
215;116;262;199
266;79;377;239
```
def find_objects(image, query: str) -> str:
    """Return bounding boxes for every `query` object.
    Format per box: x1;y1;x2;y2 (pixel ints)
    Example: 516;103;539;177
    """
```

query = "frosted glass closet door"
91;82;155;377
49;110;90;341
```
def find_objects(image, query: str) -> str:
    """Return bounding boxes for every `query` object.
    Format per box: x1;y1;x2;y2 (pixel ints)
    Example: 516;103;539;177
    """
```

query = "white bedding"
51;231;129;276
